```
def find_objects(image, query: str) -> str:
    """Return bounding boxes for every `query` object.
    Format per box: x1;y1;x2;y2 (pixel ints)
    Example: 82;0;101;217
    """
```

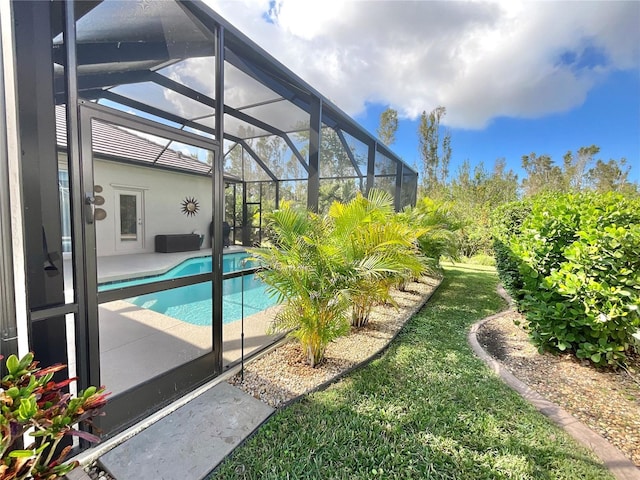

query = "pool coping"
97;248;247;285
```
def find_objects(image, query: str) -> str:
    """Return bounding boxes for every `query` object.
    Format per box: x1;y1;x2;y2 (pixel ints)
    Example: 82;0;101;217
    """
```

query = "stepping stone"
100;382;273;480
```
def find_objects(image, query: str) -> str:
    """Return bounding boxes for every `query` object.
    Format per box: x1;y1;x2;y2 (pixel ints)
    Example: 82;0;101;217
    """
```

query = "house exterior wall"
93;159;213;256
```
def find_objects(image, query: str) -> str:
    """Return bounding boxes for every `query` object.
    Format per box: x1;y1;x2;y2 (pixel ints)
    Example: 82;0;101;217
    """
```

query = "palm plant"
349;221;427;326
400;197;461;265
329;190;428;328
387;213;437;291
249;203;351;367
251;192;435;364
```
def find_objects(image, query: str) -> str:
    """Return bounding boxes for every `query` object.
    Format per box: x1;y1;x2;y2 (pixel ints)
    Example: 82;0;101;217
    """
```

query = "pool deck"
98;245;247;282
63;245;246;286
100;299;282;395
61;245;283;398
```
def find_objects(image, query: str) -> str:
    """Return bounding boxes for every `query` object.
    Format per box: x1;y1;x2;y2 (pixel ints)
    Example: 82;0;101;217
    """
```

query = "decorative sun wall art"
181;196;200;217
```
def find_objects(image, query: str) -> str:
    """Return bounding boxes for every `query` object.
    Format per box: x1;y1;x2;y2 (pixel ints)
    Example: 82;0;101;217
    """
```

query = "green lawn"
209;264;613;480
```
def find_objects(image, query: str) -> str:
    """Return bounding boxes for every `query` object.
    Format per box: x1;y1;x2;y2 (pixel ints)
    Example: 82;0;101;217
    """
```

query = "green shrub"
330;191;428;327
490;200;532;300
251;191;430;365
457;224;494;259
513;192;640;366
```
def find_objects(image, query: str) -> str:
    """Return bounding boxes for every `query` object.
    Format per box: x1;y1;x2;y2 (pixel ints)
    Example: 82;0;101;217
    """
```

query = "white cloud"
205;0;640;129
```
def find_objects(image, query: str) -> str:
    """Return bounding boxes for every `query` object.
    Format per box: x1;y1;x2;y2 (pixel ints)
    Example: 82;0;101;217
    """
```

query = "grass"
209;264;613;480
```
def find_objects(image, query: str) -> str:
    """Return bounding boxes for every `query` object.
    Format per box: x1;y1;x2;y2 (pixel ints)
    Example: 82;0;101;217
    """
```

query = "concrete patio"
62;247;283;396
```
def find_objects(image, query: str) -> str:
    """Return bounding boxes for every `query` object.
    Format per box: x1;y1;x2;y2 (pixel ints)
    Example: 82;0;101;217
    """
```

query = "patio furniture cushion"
155;234;200;253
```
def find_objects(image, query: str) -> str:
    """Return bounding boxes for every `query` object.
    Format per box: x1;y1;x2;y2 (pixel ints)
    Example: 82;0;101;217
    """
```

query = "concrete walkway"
468;286;640;480
99;382;274;480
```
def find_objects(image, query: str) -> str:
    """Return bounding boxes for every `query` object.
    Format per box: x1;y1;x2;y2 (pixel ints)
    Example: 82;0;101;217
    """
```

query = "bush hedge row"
492;192;640;366
491;200;531;301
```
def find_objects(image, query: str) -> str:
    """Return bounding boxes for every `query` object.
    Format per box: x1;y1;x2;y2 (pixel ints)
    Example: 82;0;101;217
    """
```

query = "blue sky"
209;0;640;184
356;69;640;182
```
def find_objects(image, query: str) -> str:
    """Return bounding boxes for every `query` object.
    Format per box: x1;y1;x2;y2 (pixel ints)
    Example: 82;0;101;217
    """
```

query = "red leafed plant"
0;352;109;479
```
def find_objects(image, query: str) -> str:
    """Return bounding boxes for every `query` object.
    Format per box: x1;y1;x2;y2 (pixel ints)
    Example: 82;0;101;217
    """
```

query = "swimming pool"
98;253;278;325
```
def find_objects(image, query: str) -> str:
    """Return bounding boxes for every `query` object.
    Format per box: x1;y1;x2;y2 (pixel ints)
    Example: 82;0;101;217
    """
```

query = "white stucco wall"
94;159;213;256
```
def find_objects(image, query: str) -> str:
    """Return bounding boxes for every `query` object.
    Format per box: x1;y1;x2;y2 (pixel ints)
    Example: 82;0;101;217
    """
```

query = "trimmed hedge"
493;192;640;366
490;200;531;301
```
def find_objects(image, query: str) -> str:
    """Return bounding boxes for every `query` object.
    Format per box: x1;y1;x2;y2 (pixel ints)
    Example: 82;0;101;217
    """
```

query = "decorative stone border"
468;286;640;480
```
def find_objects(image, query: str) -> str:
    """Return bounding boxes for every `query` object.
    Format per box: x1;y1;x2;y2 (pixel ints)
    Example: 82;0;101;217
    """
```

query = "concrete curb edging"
468;287;640;480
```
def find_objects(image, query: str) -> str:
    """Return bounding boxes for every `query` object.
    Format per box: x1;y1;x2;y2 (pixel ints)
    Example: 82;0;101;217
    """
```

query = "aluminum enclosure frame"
4;0;418;441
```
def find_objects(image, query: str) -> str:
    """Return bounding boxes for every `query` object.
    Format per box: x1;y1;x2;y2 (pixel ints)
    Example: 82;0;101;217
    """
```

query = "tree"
319;127;359;179
400;196;462;264
487;158;520;204
293;126;364;213
522;146;638;197
250;191;430;364
418;106;451;194
250;204;351;367
318;179;359;214
450;158;518;256
587;158;637;194
377;107;398;146
562;145;600;191
329;190;427;327
521;152;564;197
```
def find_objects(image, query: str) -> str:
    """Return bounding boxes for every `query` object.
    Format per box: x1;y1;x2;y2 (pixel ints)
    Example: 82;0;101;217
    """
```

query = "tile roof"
56;106;212;176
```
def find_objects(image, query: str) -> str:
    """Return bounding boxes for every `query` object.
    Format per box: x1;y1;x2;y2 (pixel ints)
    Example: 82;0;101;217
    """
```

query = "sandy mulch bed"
477;310;640;467
228;276;441;407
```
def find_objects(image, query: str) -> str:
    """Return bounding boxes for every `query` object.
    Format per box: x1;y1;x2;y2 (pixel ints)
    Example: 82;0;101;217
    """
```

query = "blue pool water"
99;253;277;325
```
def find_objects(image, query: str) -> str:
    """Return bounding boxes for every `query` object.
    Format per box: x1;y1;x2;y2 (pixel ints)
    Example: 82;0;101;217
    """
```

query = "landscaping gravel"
477;310;640;467
228;276;441;407
86;462;115;480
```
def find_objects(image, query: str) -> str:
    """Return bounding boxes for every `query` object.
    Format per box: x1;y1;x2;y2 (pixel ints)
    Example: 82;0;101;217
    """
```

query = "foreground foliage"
494;192;640;366
210;265;612;480
0;353;108;479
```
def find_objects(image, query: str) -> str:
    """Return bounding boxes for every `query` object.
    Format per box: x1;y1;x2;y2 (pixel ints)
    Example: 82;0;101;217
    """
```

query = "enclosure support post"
212;24;225;374
307;97;321;212
365;141;376;195
0;0;21;365
395;162;403;212
15;0;68;371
